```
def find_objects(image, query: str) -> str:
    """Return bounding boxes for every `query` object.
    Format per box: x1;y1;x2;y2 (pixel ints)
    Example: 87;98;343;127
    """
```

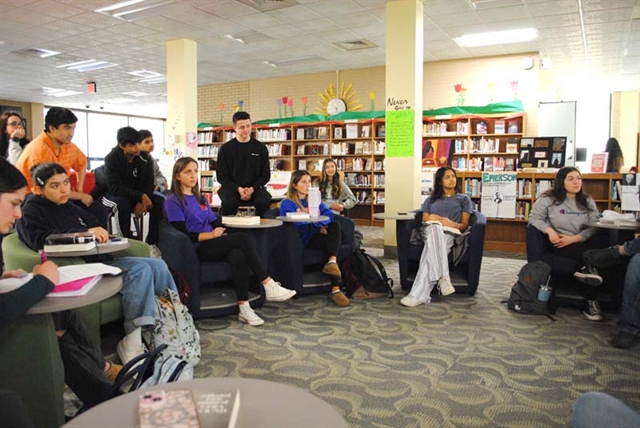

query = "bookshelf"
458;171;625;252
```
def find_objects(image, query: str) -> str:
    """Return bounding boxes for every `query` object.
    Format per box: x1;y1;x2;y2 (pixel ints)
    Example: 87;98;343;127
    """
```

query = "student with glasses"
0;111;29;164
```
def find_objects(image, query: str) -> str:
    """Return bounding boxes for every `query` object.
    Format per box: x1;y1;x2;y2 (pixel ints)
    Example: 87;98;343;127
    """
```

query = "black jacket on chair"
396;211;486;296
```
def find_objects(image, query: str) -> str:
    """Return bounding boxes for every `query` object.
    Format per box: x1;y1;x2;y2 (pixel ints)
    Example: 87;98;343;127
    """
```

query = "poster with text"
621;173;640;211
481;172;517;218
385;109;414;157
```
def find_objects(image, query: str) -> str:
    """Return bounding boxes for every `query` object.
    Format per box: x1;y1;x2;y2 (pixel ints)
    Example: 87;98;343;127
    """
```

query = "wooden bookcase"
458;171;624;252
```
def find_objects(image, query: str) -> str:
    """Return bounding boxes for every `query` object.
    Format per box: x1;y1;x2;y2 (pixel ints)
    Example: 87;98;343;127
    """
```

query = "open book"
0;263;122;297
423;220;461;235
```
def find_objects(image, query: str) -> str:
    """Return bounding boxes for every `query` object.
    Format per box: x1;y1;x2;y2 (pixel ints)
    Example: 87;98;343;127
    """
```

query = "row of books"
423;121;468;136
373;191;385;204
200;176;220;192
354;190;372;204
345;173;374;187
296;144;330;156
295;127;327;140
611;180;622;200
515;201;532;219
198;160;214;171
475;120;519;134
257;128;291;141
197;131;219;144
198;145;219;158
266;143;289;157
330;140;386;156
269;159;288;171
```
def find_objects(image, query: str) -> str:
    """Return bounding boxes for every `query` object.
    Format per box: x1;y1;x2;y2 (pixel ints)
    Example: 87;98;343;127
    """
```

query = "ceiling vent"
332;39;378;51
13;48;61;58
237;0;299;13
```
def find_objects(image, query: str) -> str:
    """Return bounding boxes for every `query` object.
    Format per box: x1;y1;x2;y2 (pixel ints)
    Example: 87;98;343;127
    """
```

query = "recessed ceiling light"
263;61;277;68
96;0;176;22
58;59;118;72
42;87;82;97
122;91;149;97
139;76;166;84
454;28;538;47
127;70;162;78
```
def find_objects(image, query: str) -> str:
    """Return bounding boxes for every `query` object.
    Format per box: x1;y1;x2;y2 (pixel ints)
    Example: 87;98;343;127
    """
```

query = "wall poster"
481;172;517;218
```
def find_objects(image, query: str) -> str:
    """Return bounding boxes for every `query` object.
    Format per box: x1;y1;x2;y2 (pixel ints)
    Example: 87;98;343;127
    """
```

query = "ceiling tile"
265;4;323;22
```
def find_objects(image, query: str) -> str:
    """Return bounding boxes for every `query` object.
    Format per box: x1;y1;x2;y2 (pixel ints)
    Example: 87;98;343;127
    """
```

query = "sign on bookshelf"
480;172;517;218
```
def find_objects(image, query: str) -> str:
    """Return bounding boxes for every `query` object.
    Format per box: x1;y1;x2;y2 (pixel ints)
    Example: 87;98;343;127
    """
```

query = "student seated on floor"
279;170;346;306
527;166;609;321
16;162;179;365
399;166;471;308
0;158;121;415
164;157;296;326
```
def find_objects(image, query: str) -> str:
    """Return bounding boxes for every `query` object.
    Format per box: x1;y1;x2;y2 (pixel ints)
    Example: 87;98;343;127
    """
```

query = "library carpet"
192;227;640;428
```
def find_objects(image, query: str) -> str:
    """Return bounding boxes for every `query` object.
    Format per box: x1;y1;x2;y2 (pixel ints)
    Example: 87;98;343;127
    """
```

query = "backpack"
152;288;201;366
109;344;193;397
169;267;192;305
341;249;394;299
507;261;555;317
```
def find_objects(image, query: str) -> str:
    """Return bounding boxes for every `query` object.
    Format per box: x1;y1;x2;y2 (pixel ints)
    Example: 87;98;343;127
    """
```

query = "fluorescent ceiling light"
42;87;82;97
224;30;269;45
267;55;324;68
122;91;149;97
58;59;118;72
102;98;136;104
127;70;162;78
263;61;277;68
96;0;176;22
138;76;166;84
454;28;538;47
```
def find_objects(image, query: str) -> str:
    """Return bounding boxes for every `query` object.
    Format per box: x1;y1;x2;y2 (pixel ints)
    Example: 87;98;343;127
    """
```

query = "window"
129;116;165;159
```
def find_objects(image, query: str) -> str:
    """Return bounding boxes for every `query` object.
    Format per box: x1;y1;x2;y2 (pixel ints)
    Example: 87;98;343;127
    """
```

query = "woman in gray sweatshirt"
528;167;608;321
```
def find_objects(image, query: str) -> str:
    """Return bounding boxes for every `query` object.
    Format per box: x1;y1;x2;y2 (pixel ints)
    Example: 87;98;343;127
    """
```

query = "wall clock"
327;98;347;115
317;81;362;116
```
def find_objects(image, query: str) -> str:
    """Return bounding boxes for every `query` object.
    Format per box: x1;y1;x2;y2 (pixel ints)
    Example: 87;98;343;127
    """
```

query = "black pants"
196;232;267;301
0;390;35;428
307;221;341;286
218;185;271;217
106;193;164;244
52;310;111;409
526;225;608;300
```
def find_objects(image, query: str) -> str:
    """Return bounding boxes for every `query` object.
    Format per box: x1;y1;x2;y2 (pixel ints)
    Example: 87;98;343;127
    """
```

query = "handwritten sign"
386;109;414;158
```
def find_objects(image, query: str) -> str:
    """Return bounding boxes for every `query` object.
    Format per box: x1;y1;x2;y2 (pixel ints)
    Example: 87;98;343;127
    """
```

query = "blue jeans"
107;257;177;334
571;392;640;427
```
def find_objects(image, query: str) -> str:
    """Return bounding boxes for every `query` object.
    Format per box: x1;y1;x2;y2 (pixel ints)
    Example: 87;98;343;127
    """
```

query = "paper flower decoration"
238;100;244;111
369;91;375;111
487;83;495;103
287;98;294;117
454;84;467;106
218;103;224;122
282;96;289;116
302;96;308;116
276;98;283;118
510;81;519;99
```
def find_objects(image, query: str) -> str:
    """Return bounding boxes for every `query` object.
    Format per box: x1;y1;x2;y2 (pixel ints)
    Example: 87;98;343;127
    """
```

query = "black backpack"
507;261;555;317
341;249;394;299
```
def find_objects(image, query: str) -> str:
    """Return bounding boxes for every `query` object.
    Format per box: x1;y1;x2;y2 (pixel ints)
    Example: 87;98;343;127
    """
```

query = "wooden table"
63;377;348;428
27;275;123;315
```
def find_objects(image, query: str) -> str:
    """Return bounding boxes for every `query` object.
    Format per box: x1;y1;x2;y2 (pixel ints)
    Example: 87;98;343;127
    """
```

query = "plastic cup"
538;285;552;302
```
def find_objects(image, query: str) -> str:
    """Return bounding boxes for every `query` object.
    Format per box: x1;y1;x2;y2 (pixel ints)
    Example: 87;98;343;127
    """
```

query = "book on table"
221;216;261;226
423;220;461;235
286;212;310;219
44;231;97;253
193;389;240;428
0;263;123;297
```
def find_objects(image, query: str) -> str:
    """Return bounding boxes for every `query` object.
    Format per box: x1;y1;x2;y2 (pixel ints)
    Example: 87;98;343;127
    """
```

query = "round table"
63;378;348;428
222;218;283;229
46;240;131;258
588;221;640;231
276;215;330;223
373;212;416;221
27;275;123;315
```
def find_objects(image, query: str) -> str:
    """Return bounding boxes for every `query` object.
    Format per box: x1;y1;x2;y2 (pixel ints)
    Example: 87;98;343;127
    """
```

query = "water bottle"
308;187;321;217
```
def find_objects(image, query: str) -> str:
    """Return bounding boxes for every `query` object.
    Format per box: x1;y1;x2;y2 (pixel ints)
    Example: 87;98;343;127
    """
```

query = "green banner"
386;109;414;158
423;101;524;117
253;114;327;126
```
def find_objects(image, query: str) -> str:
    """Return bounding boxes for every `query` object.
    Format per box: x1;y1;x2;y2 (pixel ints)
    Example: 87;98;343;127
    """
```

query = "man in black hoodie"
217;111;271;216
104;127;163;245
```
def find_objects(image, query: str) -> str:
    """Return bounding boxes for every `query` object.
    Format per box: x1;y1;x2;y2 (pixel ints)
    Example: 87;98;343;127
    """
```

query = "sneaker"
573;266;603;286
263;280;296;302
322;261;342;278
238;304;264;326
117;338;146;366
584;246;621;269
149;244;162;259
438;276;456;296
329;290;349;306
104;361;123;383
400;295;424;307
582;300;603;321
611;331;640;349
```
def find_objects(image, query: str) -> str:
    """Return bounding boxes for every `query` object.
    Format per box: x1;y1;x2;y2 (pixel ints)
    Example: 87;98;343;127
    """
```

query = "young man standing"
217;111;271;216
139;129;168;195
104;127;164;246
15;107;107;226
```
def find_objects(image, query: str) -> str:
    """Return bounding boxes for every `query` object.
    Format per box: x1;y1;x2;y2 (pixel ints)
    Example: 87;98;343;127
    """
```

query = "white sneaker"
117;337;146;366
438;276;456;296
238;304;265;326
400;295;424;307
149;245;162;259
264;280;296;302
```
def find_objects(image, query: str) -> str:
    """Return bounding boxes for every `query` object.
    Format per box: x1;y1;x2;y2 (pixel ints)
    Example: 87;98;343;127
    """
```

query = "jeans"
618;252;640;335
410;224;455;303
571;392;640;428
107;257;177;334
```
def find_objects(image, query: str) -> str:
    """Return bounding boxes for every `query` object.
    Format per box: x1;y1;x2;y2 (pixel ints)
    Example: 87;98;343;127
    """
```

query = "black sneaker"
573;266;603;286
583;246;621;269
611;331;640;349
582;300;603;321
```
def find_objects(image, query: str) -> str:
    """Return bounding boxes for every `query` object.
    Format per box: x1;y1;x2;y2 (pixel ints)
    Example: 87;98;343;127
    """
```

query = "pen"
40;250;47;264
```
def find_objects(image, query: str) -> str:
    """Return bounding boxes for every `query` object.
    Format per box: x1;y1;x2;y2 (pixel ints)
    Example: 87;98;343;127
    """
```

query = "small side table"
276;215;330;223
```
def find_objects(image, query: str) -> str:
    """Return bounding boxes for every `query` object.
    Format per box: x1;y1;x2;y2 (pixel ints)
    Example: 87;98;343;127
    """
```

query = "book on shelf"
590;153;609;173
506;141;518;153
377;125;386;137
0;263;122;296
316;126;328;139
286;212;310;219
346;124;358;139
507;120;519;133
193;389;240;428
296;128;305;140
423;220;461;235
361;126;370;138
476;121;487;134
222;216;261;226
334;127;343;138
494;120;505;134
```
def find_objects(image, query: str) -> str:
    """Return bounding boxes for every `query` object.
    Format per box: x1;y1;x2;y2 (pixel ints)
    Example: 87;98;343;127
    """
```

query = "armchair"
264;209;354;295
156;220;264;319
396;210;486;296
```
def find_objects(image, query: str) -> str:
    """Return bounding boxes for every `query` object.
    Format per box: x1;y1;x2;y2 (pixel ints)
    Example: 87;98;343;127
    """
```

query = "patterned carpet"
192;226;640;428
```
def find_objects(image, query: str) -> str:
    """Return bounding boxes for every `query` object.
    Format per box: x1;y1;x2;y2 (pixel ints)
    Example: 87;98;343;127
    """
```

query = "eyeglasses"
7;121;23;127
